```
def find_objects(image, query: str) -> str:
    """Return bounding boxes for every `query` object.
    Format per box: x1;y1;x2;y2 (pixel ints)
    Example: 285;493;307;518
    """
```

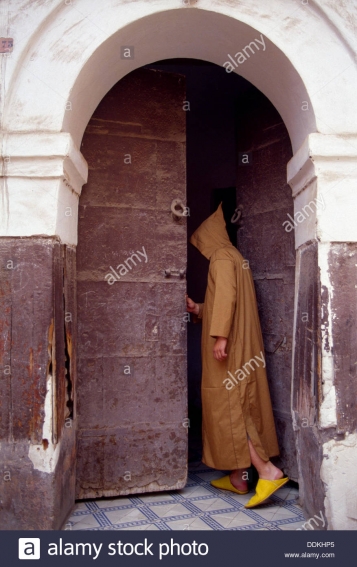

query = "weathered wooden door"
76;68;187;499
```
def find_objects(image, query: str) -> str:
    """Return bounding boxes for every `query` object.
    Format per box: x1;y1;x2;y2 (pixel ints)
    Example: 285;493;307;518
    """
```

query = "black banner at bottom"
1;530;352;566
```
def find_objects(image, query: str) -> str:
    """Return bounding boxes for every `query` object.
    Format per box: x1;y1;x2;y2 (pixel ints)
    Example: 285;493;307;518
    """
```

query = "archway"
2;1;357;530
75;58;298;501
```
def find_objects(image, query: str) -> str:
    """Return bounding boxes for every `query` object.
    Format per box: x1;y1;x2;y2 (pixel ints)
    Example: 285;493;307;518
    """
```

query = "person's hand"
186;295;199;315
213;337;228;361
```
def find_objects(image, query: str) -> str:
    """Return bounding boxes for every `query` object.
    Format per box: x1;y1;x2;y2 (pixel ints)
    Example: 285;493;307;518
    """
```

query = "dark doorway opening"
147;58;297;480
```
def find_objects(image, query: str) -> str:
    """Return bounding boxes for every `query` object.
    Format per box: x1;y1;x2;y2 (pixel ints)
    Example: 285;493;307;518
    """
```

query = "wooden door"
76;68;187;499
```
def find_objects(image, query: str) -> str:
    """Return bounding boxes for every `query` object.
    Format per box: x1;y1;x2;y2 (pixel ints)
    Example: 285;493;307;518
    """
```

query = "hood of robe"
190;203;233;260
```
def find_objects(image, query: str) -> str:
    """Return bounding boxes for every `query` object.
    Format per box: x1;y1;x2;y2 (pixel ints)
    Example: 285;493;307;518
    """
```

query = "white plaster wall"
0;132;86;243
288;134;357;248
28;373;61;474
2;0;357;146
2;0;317;149
321;434;357;529
318;241;337;429
1;0;357;243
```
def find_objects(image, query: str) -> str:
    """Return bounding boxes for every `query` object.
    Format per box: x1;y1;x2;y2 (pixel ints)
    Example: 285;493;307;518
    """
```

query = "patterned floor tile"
95;498;133;508
213;511;257;529
120;524;161;531
165;517;214;530
65;462;305;531
148;503;192;519
271;507;301;521
104;508;148;524
69;515;103;530
178;485;213;498
192;498;236;512
139;494;177;503
251;505;288;522
279;521;310;530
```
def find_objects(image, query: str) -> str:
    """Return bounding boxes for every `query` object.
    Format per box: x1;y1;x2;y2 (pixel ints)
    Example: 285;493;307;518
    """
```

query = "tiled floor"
65;462;305;531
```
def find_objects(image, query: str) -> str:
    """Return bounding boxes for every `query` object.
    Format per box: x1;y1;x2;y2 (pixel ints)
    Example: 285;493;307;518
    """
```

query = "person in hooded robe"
186;203;289;508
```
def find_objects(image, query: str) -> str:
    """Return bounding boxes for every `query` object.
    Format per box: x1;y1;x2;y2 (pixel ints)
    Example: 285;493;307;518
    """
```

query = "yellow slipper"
244;476;289;508
210;475;249;495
